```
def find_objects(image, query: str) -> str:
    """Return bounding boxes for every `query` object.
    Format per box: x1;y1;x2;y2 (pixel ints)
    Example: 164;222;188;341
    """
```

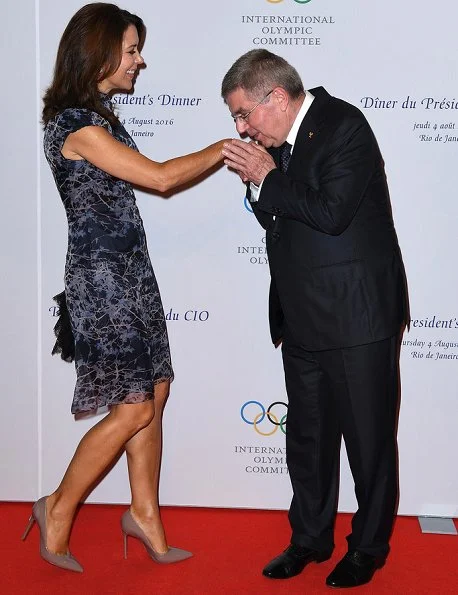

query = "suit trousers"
282;333;400;558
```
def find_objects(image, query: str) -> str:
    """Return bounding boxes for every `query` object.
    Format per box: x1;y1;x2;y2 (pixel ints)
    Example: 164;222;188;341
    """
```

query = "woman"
22;3;230;573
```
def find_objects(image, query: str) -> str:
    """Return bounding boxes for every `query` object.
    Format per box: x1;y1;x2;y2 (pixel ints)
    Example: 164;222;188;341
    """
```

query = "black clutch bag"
51;291;75;362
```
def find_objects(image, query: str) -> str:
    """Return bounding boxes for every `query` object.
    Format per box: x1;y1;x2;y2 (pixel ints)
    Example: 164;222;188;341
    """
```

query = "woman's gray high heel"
121;509;192;564
21;497;83;573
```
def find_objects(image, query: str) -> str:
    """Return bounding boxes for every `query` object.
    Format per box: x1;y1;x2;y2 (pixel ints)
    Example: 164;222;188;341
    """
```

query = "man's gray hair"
221;49;304;102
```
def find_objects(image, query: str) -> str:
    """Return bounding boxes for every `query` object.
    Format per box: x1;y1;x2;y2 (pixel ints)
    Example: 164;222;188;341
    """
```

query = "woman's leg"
124;380;170;553
46;398;156;554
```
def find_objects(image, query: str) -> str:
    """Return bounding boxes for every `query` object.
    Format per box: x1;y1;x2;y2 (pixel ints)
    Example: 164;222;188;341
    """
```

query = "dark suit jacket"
251;87;408;351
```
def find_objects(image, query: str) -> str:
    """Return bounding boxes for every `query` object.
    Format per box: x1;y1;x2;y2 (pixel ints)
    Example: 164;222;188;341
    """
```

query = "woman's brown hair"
42;3;145;126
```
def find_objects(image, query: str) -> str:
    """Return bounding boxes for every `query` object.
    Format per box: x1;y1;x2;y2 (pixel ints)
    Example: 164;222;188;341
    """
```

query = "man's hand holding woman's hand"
222;139;276;185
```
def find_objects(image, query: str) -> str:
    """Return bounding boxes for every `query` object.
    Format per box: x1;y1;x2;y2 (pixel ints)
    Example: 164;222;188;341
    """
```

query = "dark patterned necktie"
279;141;292;173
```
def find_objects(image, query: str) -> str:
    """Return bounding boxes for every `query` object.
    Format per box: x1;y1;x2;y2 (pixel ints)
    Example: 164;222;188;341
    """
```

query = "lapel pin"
308;131;314;139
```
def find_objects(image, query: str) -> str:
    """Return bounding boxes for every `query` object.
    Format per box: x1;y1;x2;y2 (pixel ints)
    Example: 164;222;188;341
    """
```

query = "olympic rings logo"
244;195;254;213
240;401;288;435
266;0;312;4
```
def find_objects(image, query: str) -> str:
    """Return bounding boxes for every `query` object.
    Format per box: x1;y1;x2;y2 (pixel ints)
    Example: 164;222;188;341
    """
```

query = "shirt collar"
286;90;315;149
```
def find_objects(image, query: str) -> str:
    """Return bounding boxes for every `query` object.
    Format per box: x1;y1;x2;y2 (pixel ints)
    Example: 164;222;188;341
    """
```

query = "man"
221;50;408;588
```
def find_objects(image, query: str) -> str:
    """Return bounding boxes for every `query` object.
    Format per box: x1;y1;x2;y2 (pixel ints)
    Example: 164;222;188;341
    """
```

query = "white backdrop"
1;0;457;517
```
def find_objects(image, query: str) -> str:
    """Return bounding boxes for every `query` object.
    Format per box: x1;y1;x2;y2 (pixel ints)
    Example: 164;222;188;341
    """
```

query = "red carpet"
2;503;457;594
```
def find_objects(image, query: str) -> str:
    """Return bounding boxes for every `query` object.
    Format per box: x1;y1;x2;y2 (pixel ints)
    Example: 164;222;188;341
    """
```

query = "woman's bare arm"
62;125;229;192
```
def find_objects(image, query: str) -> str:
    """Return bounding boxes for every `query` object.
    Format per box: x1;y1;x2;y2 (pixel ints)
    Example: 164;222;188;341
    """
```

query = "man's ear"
272;87;289;112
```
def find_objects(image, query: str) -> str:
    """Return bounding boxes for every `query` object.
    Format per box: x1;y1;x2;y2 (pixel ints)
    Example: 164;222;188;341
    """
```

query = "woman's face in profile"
98;24;144;94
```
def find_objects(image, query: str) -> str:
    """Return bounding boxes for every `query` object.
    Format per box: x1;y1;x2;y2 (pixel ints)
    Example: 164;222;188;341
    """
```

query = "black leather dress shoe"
326;550;385;588
263;544;332;579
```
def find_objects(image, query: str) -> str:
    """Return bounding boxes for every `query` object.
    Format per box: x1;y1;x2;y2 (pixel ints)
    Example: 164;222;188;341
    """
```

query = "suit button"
272;232;280;240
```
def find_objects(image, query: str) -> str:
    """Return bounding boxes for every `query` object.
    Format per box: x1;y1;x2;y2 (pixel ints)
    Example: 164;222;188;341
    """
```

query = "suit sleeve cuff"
249;178;266;202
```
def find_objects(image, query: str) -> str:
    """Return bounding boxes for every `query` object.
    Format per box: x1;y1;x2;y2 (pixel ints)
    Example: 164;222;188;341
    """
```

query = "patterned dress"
44;96;173;414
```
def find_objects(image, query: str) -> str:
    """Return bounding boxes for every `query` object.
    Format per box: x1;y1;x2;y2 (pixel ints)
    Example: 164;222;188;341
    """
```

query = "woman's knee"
112;400;156;434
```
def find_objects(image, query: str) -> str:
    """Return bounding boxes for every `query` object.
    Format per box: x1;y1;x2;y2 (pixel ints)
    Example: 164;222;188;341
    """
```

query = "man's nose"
235;119;249;135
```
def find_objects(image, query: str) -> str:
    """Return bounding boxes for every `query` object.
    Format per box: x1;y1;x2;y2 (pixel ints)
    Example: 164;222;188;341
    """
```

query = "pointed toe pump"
22;497;83;573
121;509;192;564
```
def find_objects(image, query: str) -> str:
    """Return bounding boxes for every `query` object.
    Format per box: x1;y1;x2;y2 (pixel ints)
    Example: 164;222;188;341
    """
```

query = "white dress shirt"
249;90;315;202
